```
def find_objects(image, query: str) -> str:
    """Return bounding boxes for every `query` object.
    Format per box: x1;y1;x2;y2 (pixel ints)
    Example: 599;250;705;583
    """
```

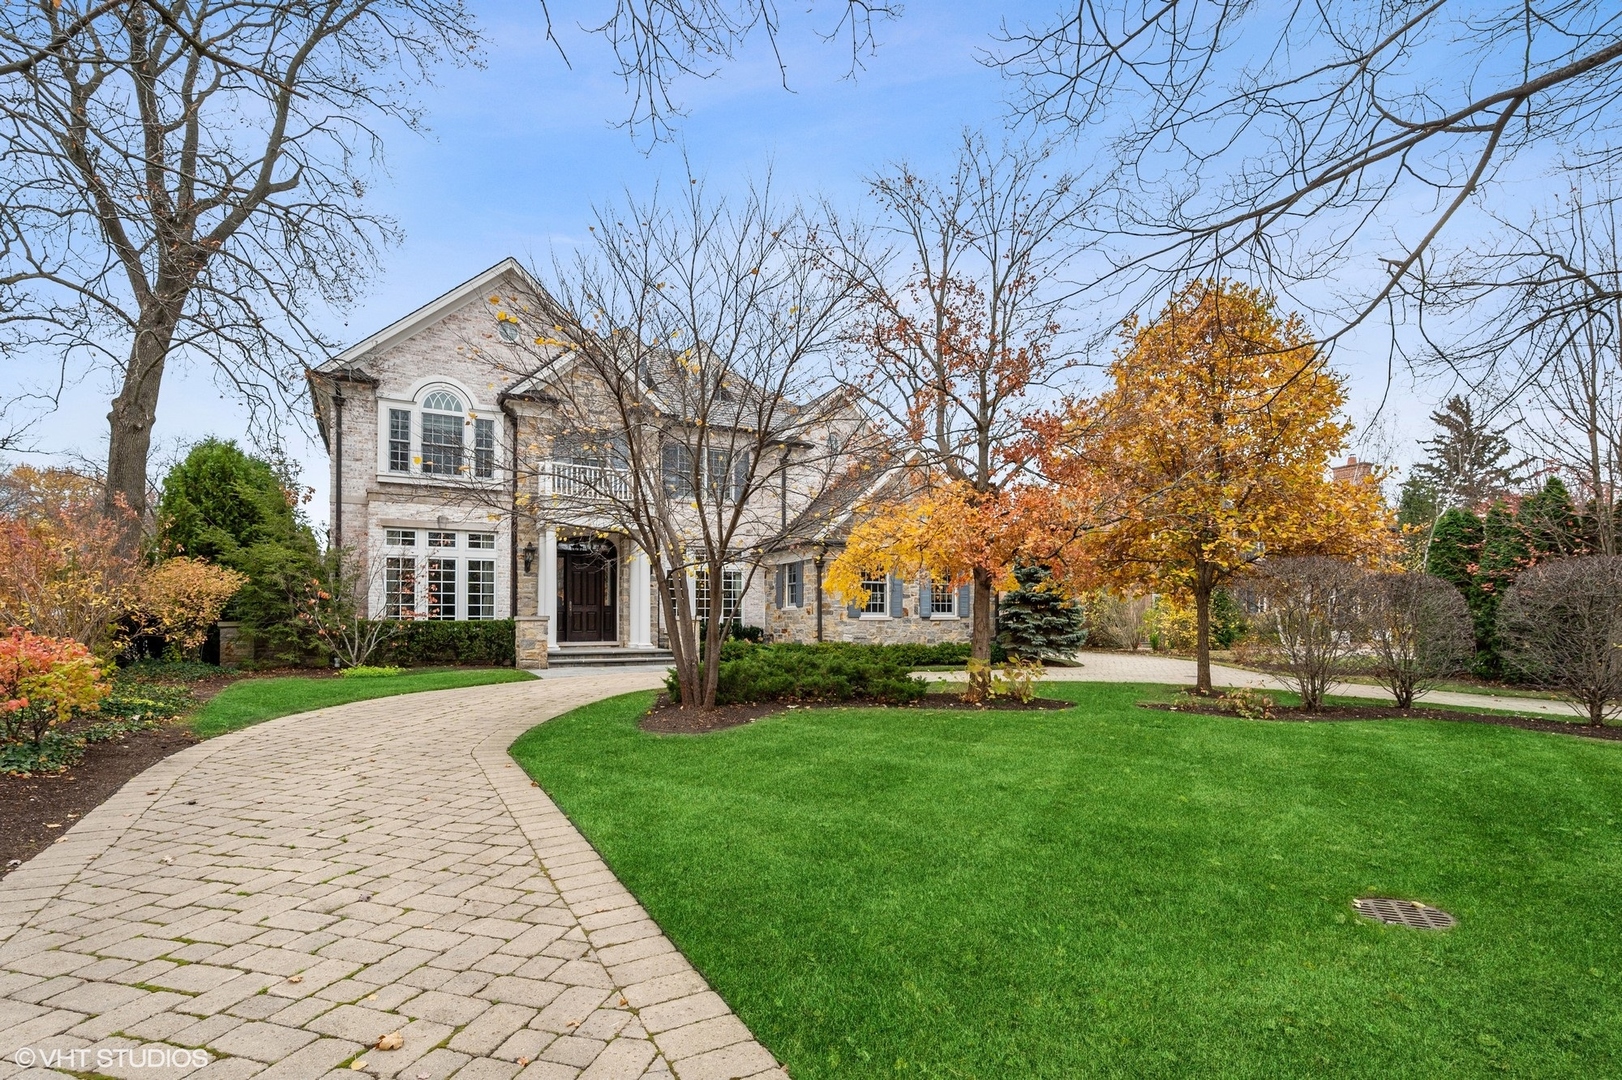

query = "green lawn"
511;682;1622;1079
190;668;533;738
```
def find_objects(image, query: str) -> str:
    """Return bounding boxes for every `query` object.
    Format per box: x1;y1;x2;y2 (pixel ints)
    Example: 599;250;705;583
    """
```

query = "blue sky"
31;0;1444;528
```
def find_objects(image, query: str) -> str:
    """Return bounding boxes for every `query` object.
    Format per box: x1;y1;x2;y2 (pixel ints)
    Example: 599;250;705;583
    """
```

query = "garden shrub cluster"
668;642;927;706
339;664;404;679
1;649;206;776
377;620;515;667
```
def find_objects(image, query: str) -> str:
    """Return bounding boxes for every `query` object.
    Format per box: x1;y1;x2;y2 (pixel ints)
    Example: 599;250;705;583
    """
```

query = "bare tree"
1499;555;1622;725
1405;165;1622;552
0;0;484;547
994;3;1622;331
579;0;898;142
1086;589;1150;651
1360;570;1475;709
293;547;413;669
474;175;864;710
822;133;1092;666
1244;556;1367;712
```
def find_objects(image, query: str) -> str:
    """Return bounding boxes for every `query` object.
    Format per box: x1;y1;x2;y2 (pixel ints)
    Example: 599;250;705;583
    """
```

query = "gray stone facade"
761;556;974;646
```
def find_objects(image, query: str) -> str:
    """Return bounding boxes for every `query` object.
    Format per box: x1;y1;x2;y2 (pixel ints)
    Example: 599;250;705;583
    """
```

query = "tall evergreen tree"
1397;476;1441;569
1412;396;1527;510
997;563;1088;661
1473;501;1529;678
1517;477;1580;557
1425;507;1484;592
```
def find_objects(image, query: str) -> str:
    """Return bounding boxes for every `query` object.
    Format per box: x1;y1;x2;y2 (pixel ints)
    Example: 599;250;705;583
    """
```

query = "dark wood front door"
563;553;613;641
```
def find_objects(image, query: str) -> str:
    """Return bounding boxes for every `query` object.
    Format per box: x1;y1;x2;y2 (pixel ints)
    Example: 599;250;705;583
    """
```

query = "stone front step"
548;646;675;667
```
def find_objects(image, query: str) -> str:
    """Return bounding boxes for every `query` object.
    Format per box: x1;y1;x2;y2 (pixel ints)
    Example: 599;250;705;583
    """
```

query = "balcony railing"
539;460;631;500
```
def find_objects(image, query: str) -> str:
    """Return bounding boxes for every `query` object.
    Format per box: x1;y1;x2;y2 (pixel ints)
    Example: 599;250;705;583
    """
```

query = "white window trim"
928;578;959;619
784;562;803;610
859;574;890;619
374;378;504;488
375;523;509;621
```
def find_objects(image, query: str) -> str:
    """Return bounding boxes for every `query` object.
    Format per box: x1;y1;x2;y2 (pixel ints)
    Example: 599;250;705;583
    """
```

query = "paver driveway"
933;651;1587;718
0;676;784;1080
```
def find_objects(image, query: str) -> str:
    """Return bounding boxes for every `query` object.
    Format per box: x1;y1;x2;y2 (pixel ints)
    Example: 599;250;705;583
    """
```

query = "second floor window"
383;385;500;481
663;444;695;500
474;418;495;478
388;410;411;472
420;390;464;475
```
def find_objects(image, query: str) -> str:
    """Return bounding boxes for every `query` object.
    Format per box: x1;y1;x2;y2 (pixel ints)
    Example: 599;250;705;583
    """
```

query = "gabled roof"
315;257;544;372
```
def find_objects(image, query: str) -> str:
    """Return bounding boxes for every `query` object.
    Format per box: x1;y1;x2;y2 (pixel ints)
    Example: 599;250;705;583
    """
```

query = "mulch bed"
641;692;1074;735
641;697;789;734
1140;701;1622;741
1;721;199;878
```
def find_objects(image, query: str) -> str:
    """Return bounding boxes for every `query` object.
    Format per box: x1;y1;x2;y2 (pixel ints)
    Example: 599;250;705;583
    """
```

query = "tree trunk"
968;565;996;702
971;565;995;661
701;593;724;710
104;304;181;552
1194;582;1213;695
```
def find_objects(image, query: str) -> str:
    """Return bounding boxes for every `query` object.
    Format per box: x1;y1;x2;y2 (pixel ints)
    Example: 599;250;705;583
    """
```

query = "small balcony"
538;460;632;501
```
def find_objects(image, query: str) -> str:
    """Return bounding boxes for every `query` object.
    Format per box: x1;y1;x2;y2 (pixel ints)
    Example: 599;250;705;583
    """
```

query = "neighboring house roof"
778;456;907;548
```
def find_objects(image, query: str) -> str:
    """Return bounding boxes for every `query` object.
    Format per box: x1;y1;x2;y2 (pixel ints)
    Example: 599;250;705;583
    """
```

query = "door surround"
556;536;618;643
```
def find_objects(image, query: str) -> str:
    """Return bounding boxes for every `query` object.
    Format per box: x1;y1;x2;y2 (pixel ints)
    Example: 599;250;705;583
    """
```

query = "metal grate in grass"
1353;896;1457;930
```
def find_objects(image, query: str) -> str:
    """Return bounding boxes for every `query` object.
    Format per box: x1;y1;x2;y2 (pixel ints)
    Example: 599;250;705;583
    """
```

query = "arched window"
383;385;497;480
420;390;465;475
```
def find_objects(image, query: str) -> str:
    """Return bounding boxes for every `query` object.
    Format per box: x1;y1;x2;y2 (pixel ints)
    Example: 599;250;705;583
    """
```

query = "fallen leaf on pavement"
349;1059;367;1071
376;1031;403;1051
287;975;304;984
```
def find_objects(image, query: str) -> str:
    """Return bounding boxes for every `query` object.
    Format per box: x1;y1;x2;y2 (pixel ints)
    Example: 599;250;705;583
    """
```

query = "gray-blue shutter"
919;577;933;619
846;598;860;618
774;566;785;609
889;574;904;617
958;582;972;615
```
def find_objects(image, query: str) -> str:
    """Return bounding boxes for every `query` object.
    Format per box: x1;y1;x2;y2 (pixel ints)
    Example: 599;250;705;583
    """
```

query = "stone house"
307;260;972;667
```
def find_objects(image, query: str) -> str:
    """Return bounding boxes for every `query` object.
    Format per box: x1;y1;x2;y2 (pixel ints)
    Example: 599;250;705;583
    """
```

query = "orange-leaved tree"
825;481;1028;633
1056;279;1391;693
824;136;1090;669
0;466;140;652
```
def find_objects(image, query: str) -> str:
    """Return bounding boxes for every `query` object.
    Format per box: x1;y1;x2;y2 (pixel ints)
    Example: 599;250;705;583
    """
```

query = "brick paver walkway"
0;677;785;1080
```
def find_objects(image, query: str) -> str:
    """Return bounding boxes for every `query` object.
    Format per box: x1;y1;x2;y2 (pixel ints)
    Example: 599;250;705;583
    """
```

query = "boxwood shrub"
668;642;927;706
378;620;515;666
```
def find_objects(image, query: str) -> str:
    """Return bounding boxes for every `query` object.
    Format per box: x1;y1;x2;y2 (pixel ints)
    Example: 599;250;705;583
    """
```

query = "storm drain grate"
1353;896;1457;930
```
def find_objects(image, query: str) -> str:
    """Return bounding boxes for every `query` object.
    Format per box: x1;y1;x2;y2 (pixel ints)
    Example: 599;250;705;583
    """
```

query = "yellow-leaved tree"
1060;279;1391;693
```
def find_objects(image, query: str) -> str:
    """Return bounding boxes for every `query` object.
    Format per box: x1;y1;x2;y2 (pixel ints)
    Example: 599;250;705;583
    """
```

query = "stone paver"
933;650;1588;717
0;676;785;1080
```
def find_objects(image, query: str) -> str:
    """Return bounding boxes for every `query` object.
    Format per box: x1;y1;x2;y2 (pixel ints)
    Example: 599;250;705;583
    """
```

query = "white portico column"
541;526;559;646
627;543;653;648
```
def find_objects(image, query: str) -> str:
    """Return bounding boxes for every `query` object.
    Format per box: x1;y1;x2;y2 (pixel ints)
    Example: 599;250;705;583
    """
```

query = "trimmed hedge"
720;640;974;666
669;642;927;706
378;620;515;667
